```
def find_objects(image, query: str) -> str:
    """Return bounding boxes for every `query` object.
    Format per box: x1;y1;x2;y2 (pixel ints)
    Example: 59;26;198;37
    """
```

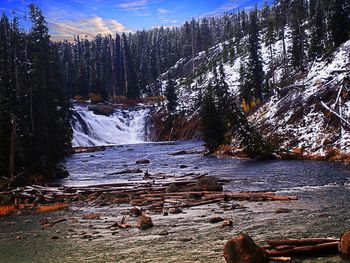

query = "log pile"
0;173;297;214
224;234;348;262
264;238;340;257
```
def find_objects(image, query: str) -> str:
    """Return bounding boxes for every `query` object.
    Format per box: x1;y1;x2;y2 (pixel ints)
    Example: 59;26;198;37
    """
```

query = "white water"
72;105;150;147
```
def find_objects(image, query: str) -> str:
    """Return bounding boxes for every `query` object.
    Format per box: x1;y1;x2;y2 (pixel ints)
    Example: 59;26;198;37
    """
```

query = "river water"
60;140;350;262
1;104;350;262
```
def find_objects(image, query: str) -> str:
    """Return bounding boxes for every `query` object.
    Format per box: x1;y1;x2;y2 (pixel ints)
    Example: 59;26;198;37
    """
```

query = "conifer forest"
1;1;350;262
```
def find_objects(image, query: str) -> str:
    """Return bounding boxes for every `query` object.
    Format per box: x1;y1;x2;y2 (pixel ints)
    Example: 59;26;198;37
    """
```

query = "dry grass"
37;203;69;213
0;205;16;216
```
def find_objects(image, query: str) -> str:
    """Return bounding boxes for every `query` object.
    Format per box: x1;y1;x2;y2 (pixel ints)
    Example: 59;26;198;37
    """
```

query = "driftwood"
264;237;340;259
266;242;339;256
0;173;298;214
267;238;339;247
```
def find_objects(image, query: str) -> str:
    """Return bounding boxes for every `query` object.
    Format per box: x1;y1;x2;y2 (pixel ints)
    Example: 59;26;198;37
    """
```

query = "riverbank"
0;188;347;263
1;141;350;262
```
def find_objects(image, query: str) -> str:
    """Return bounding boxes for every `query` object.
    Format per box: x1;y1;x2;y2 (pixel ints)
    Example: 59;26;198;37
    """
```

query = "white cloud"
117;0;148;11
115;0;151;16
49;16;132;42
161;19;178;23
157;8;170;15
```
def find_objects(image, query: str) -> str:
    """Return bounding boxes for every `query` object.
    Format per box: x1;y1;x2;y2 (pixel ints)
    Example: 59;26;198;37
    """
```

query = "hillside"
158;27;350;160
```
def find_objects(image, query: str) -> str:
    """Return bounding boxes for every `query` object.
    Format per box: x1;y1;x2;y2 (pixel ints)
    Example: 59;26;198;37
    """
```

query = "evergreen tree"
165;72;177;114
242;7;264;103
309;0;325;59
289;0;307;70
122;33;139;99
200;83;225;153
328;0;350;48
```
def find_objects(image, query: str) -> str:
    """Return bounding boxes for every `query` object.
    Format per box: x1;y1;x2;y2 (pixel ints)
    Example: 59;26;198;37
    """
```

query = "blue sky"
0;0;265;41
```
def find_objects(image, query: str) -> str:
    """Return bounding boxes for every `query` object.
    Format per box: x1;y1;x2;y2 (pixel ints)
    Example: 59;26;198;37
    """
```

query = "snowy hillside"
253;40;350;157
163;29;350;158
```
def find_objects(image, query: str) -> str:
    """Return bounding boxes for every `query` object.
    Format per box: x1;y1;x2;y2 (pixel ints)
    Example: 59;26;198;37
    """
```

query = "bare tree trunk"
8;116;16;179
109;36;116;99
123;49;128;96
191;27;195;74
270;43;276;87
281;28;288;76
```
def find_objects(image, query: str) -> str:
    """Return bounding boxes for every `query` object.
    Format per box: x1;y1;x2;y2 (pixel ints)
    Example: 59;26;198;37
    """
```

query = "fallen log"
267;238;340;247
269;257;292;262
266;241;339;257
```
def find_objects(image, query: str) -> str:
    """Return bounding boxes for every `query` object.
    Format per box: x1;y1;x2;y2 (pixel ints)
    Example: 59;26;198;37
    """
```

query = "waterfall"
72;105;150;147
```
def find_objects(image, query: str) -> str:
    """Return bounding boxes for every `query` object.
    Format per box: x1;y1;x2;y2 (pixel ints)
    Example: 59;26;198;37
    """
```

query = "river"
1;106;350;262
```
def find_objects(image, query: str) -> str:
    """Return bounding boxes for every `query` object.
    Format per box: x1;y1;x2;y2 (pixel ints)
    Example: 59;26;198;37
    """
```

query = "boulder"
223;234;268;263
209;217;224;223
169;207;183;214
339;230;350;257
129;207;142;217
136;159;150;164
192;176;223;192
88;104;114;116
137;213;154;230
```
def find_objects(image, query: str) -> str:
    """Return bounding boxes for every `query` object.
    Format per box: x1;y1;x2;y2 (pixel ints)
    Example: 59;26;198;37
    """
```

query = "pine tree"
243;7;264;103
122;33;139;99
165;72;177;114
328;0;350;48
200;83;225;153
290;0;306;70
309;0;325;60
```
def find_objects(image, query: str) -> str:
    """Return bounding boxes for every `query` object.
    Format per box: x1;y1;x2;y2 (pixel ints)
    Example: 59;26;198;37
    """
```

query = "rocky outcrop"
223;234;268;263
87;104;114;116
192;176;223;192
339;230;350;257
149;109;201;141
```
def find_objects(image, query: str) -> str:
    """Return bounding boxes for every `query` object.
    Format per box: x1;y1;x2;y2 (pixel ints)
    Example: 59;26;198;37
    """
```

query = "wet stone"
169;207;183;214
158;230;169;236
209;217;224;223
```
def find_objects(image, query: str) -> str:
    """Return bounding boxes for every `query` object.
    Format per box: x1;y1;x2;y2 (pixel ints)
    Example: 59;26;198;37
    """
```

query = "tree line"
53;0;350;105
0;5;72;184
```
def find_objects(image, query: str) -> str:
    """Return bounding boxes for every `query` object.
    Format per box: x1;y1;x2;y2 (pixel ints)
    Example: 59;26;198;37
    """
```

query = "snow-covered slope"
162;29;350;157
252;40;350;156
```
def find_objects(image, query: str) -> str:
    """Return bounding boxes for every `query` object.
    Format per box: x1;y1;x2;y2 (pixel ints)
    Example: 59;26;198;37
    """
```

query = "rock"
223;234;268;263
180;165;188;169
166;183;179;193
221;219;233;228
88;104;114;116
80;234;92;239
192;176;223;192
339;230;350;256
136;213;154;230
136;159;150;164
230;204;246;210
51;236;59;240
158;230;169;236
170;150;187;156
180;237;192;242
109;168;143;175
275;208;292;213
82;213;101;220
163;211;169;216
209;217;224;223
169;207;183;214
129;207;142;217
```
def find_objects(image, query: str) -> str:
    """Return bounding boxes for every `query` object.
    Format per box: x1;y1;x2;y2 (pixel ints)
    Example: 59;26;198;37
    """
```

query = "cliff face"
149;109;201;141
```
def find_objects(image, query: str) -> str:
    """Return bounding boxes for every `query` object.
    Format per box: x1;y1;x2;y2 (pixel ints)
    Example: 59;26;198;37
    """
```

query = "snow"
162;24;350;156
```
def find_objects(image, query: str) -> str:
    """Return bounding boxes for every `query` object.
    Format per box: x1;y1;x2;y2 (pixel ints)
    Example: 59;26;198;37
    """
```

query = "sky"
0;0;265;41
